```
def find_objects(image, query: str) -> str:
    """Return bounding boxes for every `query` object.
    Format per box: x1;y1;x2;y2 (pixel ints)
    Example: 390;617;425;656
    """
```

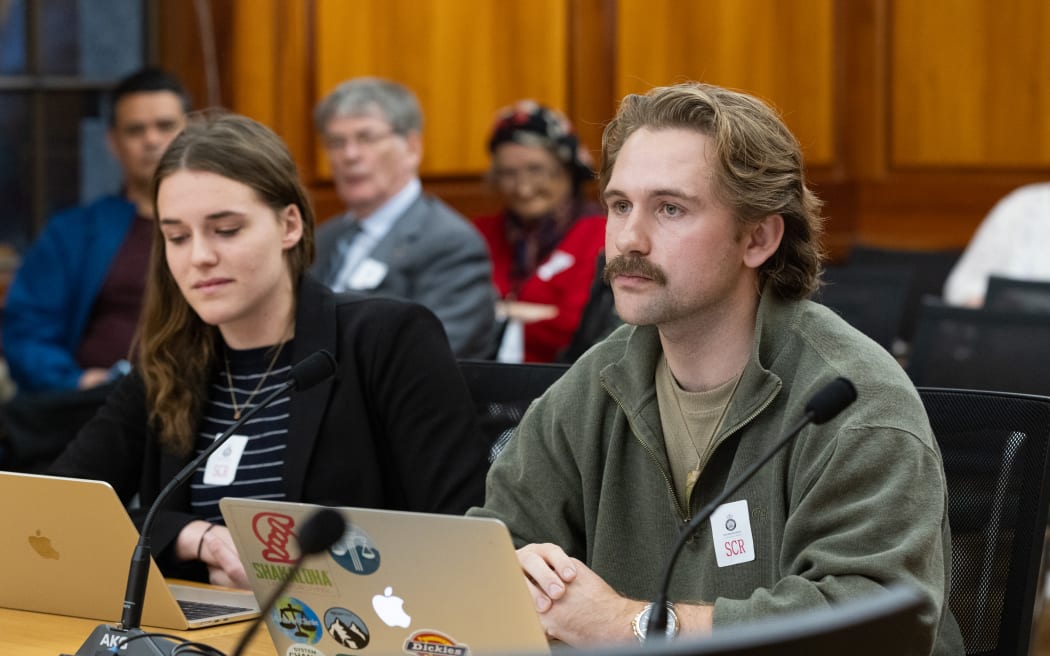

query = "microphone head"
291;350;337;391
296;507;347;556
805;377;858;424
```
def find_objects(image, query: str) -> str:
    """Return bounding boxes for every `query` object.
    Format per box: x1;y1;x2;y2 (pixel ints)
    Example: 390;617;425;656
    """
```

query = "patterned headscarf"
487;100;595;189
488;101;600;291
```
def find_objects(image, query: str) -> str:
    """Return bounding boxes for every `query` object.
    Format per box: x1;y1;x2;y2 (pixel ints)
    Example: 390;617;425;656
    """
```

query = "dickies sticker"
403;630;470;656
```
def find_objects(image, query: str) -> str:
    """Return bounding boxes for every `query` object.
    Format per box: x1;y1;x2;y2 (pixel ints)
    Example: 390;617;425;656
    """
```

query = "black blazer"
50;276;488;573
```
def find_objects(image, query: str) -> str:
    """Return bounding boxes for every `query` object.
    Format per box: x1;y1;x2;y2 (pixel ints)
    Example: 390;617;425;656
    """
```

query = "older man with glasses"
311;77;496;359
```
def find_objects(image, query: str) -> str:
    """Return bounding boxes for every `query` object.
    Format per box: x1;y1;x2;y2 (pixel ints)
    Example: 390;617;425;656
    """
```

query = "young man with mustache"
471;83;962;655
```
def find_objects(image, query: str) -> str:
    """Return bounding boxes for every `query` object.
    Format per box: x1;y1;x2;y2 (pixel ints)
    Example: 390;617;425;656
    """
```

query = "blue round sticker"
329;527;381;575
272;596;322;644
324;607;370;649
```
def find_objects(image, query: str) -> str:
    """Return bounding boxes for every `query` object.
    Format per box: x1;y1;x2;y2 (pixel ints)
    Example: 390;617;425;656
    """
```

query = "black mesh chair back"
848;246;962;343
813;265;912;350
457;360;570;461
985;276;1050;314
918;388;1050;656
0;382;116;472
908;299;1050;396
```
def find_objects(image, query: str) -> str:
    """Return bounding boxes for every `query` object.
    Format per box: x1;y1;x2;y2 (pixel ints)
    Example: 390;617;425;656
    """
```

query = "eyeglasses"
490;163;566;189
322;129;398;151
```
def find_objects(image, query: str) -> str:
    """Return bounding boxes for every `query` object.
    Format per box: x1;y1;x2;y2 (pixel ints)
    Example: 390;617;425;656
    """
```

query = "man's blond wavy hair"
600;83;825;300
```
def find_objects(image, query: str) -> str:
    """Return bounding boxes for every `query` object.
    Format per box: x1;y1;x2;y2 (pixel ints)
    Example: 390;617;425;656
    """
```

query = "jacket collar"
283;274;339;499
600;287;791;449
724;288;790;436
367;193;429;263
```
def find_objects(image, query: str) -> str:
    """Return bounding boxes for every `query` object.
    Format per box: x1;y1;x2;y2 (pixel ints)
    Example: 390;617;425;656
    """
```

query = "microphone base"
73;624;177;655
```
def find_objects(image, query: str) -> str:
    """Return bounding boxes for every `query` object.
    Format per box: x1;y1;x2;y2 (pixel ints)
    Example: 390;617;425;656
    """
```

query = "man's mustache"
603;254;668;285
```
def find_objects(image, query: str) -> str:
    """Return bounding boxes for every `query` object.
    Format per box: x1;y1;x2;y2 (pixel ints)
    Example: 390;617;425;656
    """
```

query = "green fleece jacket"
472;292;963;655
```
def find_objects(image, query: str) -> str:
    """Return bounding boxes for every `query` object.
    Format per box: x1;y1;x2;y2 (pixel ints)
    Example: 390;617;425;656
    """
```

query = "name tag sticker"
349;257;389;290
537;250;575;281
710;499;756;568
203;434;249;485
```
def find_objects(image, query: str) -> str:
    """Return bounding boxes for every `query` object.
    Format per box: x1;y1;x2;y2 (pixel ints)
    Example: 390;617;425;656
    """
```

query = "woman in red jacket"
474;101;606;363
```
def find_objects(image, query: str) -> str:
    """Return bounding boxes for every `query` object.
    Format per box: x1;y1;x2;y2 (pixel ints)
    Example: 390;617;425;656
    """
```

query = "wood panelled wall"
159;0;1050;260
616;0;836;166
316;0;570;177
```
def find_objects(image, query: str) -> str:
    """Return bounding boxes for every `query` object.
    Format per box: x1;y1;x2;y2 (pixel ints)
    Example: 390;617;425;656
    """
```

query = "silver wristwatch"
631;601;679;643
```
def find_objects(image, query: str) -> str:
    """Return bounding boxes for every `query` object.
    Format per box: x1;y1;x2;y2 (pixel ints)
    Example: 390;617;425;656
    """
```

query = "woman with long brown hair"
50;113;487;588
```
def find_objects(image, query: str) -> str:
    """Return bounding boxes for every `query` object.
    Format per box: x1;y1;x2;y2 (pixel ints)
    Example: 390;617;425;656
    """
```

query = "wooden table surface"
0;607;276;655
7;595;1050;654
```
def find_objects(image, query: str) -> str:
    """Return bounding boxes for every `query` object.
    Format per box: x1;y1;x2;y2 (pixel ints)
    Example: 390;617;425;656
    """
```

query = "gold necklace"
668;366;742;503
224;340;287;420
667;376;705;502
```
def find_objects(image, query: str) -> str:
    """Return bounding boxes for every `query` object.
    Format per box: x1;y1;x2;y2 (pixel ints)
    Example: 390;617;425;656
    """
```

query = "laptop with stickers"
0;471;259;629
219;497;550;656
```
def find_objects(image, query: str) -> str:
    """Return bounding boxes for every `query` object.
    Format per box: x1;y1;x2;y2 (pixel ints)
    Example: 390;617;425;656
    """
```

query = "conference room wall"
157;0;1050;260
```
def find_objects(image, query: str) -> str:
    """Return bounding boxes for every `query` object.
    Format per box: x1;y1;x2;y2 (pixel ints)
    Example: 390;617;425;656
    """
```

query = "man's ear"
742;214;785;269
404;130;423;168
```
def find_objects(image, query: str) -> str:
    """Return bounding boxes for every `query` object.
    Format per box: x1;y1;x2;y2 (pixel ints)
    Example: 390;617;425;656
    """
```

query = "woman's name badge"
203;434;249;485
710;499;755;567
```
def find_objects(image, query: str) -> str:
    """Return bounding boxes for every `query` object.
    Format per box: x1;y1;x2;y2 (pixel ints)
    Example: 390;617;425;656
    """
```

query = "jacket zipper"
604;378;782;523
602;380;690;522
692;381;782;495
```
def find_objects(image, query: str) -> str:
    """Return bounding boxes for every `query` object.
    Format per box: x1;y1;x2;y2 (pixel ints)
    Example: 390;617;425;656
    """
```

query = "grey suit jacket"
313;193;496;358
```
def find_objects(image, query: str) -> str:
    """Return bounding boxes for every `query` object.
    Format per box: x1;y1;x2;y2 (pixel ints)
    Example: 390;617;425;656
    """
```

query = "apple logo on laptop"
372;586;411;628
28;530;60;560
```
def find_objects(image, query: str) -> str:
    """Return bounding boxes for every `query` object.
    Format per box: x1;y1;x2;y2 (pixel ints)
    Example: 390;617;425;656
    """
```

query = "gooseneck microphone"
230;507;347;656
73;350;336;656
645;377;857;641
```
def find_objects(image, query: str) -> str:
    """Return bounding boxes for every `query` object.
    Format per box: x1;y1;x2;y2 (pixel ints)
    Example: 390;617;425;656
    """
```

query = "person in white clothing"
943;182;1050;307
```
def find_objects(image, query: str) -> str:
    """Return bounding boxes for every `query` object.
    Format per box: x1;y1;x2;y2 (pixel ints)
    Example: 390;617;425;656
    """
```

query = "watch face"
639;603;677;638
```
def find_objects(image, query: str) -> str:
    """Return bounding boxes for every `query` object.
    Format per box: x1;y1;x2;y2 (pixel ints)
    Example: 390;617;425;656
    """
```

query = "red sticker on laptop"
253;512;299;563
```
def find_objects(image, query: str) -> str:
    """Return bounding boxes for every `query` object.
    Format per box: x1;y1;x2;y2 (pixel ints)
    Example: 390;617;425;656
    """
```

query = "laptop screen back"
220;497;549;655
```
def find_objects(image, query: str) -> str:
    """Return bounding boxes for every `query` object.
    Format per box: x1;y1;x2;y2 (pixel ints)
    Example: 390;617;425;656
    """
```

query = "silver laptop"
220;497;549;655
0;471;259;629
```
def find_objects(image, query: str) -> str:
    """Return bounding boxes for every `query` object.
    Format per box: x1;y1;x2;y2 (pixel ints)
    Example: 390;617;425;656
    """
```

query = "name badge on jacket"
537;251;575;281
348;258;389;290
710;499;755;567
204;434;249;485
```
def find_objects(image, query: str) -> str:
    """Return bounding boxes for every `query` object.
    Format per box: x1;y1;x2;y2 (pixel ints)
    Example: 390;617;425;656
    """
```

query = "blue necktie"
326;219;361;288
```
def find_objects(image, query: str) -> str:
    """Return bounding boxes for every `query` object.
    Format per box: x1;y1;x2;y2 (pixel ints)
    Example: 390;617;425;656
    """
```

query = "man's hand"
77;367;110;389
517;543;641;646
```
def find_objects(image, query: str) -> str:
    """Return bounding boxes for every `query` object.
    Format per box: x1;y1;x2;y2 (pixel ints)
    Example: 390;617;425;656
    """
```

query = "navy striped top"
190;341;294;523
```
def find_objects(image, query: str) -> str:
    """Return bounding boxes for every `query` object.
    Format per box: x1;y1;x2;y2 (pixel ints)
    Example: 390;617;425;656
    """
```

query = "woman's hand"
176;520;250;589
